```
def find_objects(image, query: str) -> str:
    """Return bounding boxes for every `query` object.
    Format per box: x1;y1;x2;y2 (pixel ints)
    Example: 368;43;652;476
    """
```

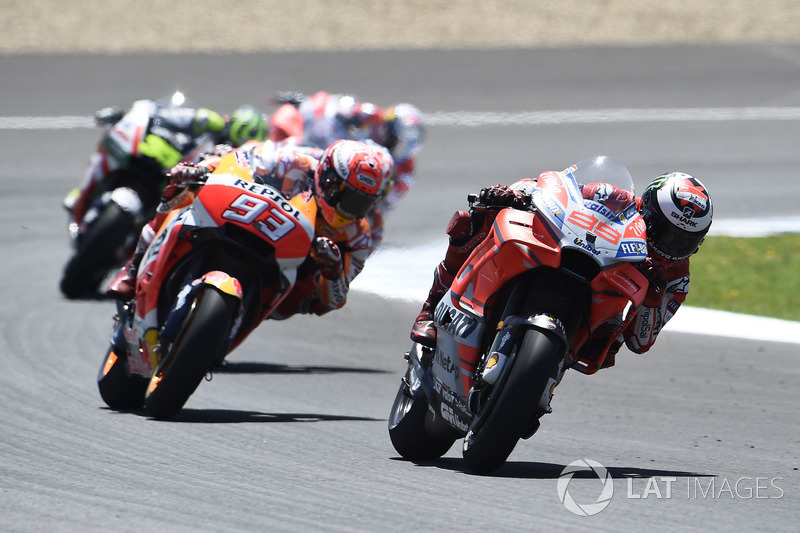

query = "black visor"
646;212;706;260
319;165;375;220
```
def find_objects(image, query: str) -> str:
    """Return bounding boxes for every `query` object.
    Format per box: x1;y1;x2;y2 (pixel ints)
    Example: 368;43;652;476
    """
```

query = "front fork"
159;270;244;349
468;276;576;418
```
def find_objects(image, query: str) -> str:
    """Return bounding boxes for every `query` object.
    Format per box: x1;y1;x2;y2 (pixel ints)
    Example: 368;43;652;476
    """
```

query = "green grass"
687;234;800;322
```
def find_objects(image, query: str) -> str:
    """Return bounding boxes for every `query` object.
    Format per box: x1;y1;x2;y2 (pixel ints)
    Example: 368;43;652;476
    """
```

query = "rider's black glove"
478;185;529;209
94;106;125;126
635;257;667;299
167;163;210;185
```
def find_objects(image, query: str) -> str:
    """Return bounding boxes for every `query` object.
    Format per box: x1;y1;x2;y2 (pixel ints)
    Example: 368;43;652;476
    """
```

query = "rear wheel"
144;286;237;420
388;367;455;461
60;202;136;298
97;345;148;410
462;328;562;474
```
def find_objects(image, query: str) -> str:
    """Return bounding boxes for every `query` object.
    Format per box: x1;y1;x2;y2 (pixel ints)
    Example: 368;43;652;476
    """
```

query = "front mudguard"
160;271;243;346
503;313;569;348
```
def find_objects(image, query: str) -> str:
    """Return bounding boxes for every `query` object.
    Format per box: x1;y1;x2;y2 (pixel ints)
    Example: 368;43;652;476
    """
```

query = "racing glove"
310;237;343;280
636;256;668;307
167;163;210;184
157;164;210;213
478;185;529;209
94;105;125;126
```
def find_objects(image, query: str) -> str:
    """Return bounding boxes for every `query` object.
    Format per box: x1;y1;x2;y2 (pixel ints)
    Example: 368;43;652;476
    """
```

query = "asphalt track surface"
1;45;799;532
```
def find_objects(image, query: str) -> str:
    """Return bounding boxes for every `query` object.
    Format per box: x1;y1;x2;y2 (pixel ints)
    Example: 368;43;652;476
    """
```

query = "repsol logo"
434;303;479;339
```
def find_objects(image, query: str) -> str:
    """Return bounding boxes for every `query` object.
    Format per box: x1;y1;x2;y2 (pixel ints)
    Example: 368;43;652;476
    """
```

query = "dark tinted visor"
332;186;374;219
319;165;375;220
647;213;706;260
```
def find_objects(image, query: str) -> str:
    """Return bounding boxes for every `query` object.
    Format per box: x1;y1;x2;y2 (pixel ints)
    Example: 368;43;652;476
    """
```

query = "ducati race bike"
96;151;317;419
60;94;216;298
388;157;651;474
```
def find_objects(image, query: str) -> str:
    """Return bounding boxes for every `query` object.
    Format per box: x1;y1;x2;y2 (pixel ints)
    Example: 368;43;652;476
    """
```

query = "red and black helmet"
314;140;389;228
640;172;713;260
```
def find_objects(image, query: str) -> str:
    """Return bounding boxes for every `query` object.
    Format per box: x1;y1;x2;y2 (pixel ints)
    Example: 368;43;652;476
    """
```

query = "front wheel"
144;286;238;420
462;328;562;474
388;367;455;461
60;202;136;298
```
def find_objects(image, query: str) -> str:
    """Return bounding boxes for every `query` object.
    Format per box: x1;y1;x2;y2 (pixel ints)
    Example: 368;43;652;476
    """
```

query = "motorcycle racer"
108;138;391;319
410;158;713;367
64;96;269;223
270;91;425;250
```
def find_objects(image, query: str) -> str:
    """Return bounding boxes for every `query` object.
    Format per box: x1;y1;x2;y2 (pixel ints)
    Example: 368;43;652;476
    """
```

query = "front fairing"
532;168;648;267
134;173;316;339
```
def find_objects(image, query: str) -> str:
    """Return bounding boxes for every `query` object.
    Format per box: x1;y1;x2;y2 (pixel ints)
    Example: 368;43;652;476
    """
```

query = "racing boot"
410;262;454;349
410;208;494;348
107;221;158;300
107;249;143;300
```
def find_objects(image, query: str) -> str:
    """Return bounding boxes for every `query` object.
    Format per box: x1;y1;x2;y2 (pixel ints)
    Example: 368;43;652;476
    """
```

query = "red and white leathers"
578;182;690;356
110;140;373;318
622;256;689;353
411;174;690;361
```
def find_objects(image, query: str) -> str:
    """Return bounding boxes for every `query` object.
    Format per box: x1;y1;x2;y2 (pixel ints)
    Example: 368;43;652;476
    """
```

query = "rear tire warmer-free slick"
60;202;135;299
144;286;238;420
388;367;455;461
462;328;562;475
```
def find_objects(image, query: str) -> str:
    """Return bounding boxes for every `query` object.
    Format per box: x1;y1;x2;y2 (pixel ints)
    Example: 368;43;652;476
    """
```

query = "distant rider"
269;91;426;250
64;97;269;225
410;160;714;366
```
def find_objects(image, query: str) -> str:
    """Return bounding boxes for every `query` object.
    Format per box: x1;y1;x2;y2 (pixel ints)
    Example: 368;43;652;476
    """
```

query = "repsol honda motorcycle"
60;93;216;298
388;157;651;474
97;151;317;419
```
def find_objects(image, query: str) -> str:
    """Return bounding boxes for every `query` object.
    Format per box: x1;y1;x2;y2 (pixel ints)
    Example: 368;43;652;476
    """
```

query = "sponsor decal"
356;172;376;188
497;330;512;350
670;209;699;228
592;183;611;204
676;181;709;213
667;299;680;315
434;348;459;378
622;204;639;222
638;307;653;340
573;237;601;255
434;303;479;339
668;275;690;294
586;200;616;221
618;240;648;257
440;403;469;432
234;150;252;168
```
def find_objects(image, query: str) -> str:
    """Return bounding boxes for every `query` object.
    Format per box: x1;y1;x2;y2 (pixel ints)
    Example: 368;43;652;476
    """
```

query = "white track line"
4;107;800;129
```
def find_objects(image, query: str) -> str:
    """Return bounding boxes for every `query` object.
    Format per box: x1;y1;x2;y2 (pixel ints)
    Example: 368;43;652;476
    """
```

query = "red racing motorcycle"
388;157;651;474
97;152;317;419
